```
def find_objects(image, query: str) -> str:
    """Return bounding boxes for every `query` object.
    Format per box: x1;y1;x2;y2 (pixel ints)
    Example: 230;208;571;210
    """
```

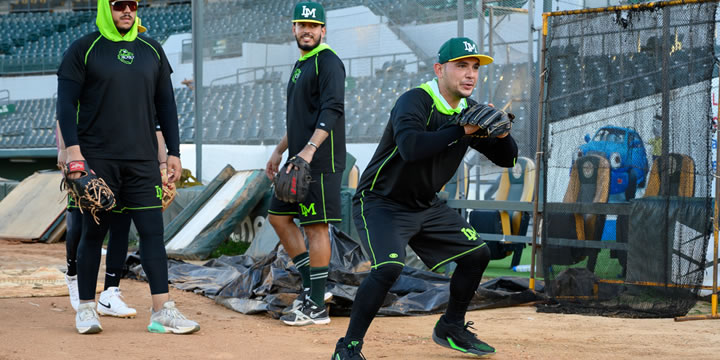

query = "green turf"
482;247;626;281
483;246;539;279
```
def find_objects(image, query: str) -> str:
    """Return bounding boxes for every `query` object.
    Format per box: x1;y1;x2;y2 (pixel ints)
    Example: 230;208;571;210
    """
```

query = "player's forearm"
474;135;518;168
55;121;66;150
66;145;84;161
56;79;82;148
155;76;180;157
396;126;465;162
156;131;168;167
305;128;329;150
274;134;289;155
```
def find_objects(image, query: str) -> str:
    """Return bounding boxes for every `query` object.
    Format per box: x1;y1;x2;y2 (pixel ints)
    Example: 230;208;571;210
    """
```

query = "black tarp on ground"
128;226;545;317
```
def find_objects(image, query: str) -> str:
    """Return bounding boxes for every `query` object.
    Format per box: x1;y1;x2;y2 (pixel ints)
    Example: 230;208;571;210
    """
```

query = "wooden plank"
0;172;66;242
166;171;252;251
163;165;236;243
45;214;67;244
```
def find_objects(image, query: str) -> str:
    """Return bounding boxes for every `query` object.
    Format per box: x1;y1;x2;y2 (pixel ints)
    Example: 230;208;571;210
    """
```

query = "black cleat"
432;316;496;357
331;337;365;360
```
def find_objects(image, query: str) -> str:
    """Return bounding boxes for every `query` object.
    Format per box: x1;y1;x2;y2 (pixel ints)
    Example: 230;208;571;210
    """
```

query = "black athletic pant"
344;245;490;341
66;209;132;289
77;209;168;300
104;212;131;289
65;209;82;276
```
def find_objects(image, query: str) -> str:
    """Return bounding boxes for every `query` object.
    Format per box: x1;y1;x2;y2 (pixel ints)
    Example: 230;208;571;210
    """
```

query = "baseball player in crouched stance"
332;37;517;358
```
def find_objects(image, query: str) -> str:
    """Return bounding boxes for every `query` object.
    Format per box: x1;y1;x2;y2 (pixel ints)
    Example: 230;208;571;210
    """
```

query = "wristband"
307;141;319;150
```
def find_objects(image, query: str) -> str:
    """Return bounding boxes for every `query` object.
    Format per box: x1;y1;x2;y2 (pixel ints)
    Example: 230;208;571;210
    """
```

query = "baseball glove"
273;156;312;203
160;168;176;211
452;104;514;138
62;160;115;224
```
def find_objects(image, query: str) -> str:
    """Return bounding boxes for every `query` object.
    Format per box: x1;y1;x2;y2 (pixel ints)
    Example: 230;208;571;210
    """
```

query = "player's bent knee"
268;214;294;229
455;244;491;269
370;263;404;285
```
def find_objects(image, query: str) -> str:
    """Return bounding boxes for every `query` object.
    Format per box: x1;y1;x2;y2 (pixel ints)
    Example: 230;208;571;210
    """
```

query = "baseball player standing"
265;1;346;326
57;0;198;334
331;37;517;358
57;122;147;317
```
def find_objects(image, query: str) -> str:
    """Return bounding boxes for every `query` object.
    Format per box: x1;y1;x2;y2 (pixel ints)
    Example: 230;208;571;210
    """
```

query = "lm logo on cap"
301;5;317;18
463;41;477;54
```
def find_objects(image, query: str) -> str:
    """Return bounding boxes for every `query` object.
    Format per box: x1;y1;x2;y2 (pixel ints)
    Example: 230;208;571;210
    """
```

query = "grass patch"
483;247;540;279
210;239;251;258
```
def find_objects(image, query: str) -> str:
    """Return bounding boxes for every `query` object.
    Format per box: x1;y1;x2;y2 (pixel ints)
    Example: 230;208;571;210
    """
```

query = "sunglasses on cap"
109;0;138;12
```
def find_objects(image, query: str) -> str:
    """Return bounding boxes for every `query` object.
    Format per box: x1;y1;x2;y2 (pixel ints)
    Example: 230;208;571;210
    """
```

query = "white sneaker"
97;287;137;318
65;274;79;311
148;301;200;334
76;302;102;334
285;288;333;314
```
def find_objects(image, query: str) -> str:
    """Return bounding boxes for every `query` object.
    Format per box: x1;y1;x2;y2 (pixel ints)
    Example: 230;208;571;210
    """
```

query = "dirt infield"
0;241;718;360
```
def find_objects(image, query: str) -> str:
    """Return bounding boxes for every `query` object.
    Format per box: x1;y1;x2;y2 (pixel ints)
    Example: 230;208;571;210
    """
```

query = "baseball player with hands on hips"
265;1;346;327
56;0;198;334
331;37;517;359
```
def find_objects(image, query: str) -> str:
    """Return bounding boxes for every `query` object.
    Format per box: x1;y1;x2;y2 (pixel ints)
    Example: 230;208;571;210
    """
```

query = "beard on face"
295;32;321;52
115;15;134;32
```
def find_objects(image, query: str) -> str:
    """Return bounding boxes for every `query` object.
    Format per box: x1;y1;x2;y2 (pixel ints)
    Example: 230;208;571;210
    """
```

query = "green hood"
418;79;468;115
298;43;335;61
96;0;140;42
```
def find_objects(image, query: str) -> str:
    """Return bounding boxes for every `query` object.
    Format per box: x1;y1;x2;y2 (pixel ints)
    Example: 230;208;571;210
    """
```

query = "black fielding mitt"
62;160;116;224
453;104;514;138
273;156;312;203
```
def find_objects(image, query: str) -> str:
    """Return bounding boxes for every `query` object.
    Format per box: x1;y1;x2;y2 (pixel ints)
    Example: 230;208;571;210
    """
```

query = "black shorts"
85;158;162;212
353;194;487;271
268;171;342;226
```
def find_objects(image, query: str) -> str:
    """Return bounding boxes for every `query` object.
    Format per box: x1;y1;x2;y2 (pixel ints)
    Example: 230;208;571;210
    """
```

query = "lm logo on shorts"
117;49;135;65
301;5;317;19
461;227;479;241
155;185;162;200
292;68;302;83
300;202;316;217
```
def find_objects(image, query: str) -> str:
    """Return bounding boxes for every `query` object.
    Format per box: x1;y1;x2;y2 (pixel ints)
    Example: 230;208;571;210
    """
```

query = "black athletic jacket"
355;79;518;209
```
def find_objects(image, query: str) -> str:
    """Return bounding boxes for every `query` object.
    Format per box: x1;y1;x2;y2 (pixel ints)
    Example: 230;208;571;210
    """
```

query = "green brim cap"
438;37;493;65
293;2;325;25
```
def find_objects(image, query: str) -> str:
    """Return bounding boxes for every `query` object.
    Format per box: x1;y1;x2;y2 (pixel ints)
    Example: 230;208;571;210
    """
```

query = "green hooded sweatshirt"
96;0;141;42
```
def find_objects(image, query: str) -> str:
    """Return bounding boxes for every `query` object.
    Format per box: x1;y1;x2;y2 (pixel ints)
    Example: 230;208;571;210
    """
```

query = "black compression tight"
444;245;491;325
77;209;168;300
132;209;169;295
64;209;82;276
77;211;111;300
104;212;131;289
343;246;491;341
345;264;404;341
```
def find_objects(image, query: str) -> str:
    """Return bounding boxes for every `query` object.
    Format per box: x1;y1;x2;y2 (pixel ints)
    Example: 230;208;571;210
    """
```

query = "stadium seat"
613;153;696;276
644;153;695;198
468;157;535;268
542;155;610;275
